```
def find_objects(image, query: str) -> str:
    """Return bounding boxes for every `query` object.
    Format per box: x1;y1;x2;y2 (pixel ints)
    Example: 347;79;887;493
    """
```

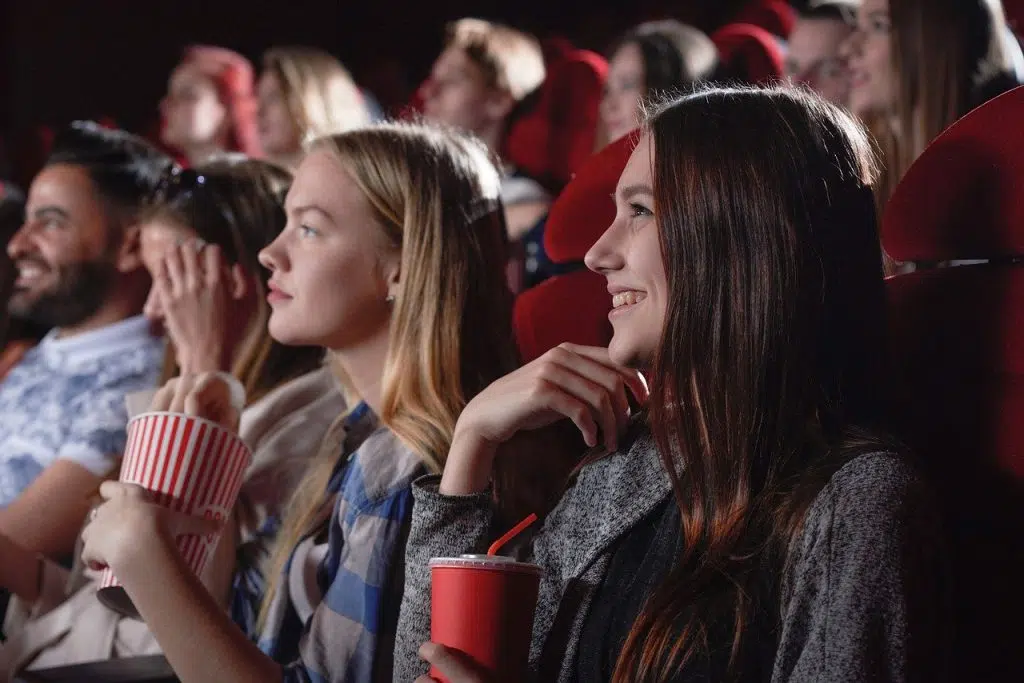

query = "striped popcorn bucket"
97;411;251;618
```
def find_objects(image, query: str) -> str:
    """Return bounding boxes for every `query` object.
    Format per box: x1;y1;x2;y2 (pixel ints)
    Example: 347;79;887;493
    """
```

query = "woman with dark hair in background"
842;0;1021;217
599;20;719;145
397;85;946;683
160;45;262;166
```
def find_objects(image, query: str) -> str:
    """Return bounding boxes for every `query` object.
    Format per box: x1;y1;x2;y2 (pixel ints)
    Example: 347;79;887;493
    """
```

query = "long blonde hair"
263;46;370;146
259;122;519;626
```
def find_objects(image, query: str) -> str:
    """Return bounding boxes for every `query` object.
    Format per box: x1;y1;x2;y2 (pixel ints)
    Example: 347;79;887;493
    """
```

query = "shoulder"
346;427;427;508
807;452;928;525
793;451;939;568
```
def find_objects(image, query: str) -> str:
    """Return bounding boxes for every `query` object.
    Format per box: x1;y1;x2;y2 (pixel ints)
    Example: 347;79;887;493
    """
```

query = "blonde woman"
78;122;518;683
0;159;342;675
257;47;371;169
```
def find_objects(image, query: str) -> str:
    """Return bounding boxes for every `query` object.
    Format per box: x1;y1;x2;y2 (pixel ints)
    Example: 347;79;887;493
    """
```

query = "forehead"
617;135;653;189
789;18;852;55
860;0;888;14
610;43;645;74
28;164;102;212
433;46;484;79
171;63;216;90
288;149;367;216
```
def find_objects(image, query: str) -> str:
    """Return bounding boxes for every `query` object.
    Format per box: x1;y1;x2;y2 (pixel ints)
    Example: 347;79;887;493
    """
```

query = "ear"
384;255;401;303
114;224;145;274
484;88;516;123
229;264;250;300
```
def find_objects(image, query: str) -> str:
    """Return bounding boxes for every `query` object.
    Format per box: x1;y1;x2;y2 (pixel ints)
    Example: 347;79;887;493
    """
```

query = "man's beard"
8;257;118;330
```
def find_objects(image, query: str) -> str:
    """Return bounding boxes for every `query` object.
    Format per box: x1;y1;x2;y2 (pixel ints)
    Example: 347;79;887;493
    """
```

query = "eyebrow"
617;184;654;200
286;203;334;222
31;206;70;221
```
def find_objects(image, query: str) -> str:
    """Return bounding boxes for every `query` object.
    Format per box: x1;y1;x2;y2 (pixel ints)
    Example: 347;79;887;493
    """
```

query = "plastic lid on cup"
429;554;542;575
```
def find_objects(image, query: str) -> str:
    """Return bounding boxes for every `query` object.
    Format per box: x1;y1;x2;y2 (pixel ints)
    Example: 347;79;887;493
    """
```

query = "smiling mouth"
14;263;50;288
612;291;647;309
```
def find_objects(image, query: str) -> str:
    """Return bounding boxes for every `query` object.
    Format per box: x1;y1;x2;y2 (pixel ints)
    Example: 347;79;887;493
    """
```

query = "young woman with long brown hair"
395;85;946;682
77;122;519;683
842;0;1020;214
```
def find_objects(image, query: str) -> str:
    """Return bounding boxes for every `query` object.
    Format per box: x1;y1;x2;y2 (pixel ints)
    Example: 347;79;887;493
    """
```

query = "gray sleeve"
392;475;497;683
772;453;948;683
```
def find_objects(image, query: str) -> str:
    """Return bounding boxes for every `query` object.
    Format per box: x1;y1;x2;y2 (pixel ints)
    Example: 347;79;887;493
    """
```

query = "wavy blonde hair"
259;121;519;626
263;46;370;147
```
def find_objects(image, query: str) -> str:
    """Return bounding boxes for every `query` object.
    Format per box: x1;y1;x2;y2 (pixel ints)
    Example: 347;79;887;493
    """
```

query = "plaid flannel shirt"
256;402;426;682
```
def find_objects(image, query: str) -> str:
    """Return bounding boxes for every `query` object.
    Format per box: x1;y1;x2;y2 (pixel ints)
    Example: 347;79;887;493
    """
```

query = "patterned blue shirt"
256;402;426;683
0;315;164;506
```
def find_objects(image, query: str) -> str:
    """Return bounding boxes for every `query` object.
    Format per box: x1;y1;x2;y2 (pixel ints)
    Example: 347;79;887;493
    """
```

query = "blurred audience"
257;47;371;170
600;20;719;144
843;0;1021;214
0;122;168;568
420;18;550;242
160;45;261;166
785;1;858;106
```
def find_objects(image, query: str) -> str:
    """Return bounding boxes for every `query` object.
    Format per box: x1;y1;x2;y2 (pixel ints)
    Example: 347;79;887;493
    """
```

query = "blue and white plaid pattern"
257;402;426;683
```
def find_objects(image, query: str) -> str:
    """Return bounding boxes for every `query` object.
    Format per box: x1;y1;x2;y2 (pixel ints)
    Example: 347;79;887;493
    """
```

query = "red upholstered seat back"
731;0;796;38
505;44;608;192
711;23;785;85
882;85;1024;682
514;134;636;362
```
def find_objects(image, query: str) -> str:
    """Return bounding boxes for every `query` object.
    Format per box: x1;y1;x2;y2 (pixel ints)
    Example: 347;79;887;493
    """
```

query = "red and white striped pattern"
101;412;252;589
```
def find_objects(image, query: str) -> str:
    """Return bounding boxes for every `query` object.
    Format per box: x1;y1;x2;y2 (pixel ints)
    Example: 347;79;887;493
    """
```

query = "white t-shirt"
0;315;164;506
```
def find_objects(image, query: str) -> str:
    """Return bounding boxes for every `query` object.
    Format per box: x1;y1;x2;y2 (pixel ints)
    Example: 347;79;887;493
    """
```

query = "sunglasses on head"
151;167;246;263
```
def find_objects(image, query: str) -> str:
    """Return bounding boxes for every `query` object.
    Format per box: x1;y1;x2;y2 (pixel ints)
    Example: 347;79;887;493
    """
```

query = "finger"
185;373;236;427
536;357;620;450
150;379;177;412
557;344;650;403
418;642;485;682
80;540;108;573
170;374;194;414
548;347;629;443
179;241;202;292
202;244;225;288
163;248;186;299
535;379;600;447
99;481;148;502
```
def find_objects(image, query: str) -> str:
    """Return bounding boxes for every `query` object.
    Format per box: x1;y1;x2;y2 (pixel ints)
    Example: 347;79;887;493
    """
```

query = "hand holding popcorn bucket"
97;373;250;618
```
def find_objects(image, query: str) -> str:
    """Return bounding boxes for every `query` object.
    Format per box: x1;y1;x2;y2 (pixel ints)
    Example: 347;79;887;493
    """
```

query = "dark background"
0;0;751;131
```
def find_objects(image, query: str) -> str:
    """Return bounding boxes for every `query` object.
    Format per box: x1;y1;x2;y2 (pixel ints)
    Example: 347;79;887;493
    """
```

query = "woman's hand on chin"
441;343;648;496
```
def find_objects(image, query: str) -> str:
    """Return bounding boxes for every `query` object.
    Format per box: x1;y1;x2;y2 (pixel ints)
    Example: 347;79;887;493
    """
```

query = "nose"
258;230;287;272
7;222;34;261
584;214;627;275
839;28;862;61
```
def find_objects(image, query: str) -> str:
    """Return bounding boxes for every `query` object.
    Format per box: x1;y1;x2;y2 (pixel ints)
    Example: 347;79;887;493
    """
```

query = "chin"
607;336;647;371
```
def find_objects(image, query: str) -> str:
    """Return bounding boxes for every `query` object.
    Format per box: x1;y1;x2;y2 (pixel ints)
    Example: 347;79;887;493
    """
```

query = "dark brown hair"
613;85;890;681
608;20;720;96
875;0;1015;211
143;158;323;403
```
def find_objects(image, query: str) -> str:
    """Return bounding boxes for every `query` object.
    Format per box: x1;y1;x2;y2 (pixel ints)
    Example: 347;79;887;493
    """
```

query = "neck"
476;120;507;160
56;272;149;339
55;298;143;340
331;323;391;417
